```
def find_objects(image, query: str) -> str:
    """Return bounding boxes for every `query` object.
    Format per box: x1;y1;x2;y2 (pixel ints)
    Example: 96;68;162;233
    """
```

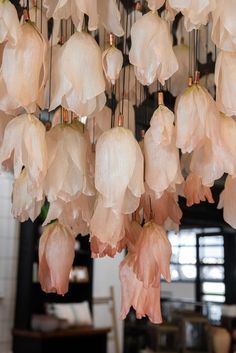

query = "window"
168;228;225;303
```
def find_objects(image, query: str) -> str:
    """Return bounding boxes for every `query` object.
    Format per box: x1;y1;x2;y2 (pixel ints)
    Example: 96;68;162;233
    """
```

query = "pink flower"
39;222;75;295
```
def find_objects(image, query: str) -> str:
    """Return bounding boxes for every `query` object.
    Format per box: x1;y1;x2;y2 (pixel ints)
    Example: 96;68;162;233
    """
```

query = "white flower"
102;46;123;85
211;0;236;51
144;104;183;198
168;0;216;31
129;12;178;86
50;32;106;117
0;22;47;113
0;0;21;45
215;50;236;116
0;114;47;191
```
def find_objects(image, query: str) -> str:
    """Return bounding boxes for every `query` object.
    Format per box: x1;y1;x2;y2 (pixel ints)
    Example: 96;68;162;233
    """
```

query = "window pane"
199;246;224;264
200;266;224;281
199;236;223;246
171;246;196;264
202;295;225;303
202;282;225;295
170;264;196;281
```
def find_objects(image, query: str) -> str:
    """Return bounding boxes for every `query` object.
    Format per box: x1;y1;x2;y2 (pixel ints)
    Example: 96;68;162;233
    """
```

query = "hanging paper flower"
168;0;216;31
50;32;106;117
39;221;75;295
102;46;123;85
184;173;214;207
135;187;182;228
0;0;21;45
0;111;12;147
215;50;236;116
190;114;236;186
218;175;236;229
90;196;126;248
12;169;45;222
44;121;94;203
129;12;178;86
120;253;163;324
175;82;220;154
43;193;95;236
144;104;183;198
0;22;47;114
43;0;124;36
211;0;236;51
0;114;47;190
133;222;172;288
95;126;144;211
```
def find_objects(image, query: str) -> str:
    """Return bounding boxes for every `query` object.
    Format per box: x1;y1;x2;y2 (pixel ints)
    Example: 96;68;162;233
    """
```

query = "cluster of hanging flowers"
1;0;236;324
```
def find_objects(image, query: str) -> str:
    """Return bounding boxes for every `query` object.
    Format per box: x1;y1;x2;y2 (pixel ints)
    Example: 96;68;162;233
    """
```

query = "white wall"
93;251;124;353
0;171;20;353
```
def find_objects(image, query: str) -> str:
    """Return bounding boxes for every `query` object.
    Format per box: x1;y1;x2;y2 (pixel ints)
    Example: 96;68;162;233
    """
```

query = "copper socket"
194;71;200;84
109;33;115;46
188;76;193;87
63;109;69;122
118;114;124;127
158;91;164;105
23;8;30;21
140;129;145;138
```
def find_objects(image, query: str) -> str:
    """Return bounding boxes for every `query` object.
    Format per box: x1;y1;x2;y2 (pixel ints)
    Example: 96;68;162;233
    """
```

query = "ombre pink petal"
119;254;162;324
133;222;172;288
152;191;183;226
184;173;214;207
39;222;75;295
218;176;236;229
90;235;126;258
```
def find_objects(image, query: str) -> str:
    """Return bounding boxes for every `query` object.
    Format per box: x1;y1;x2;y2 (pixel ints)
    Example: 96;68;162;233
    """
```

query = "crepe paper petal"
119;253;162;324
95;126;144;211
215;50;236;116
0;111;12;147
144;104;183;199
218;176;236;229
190;114;236;186
12;169;45;222
50;32;106;117
0;22;47;113
168;0;216;31
133;221;172;288
170;44;189;97
39;221;75;295
184;173;214;207
211;0;236;52
102;46;123;85
0;0;21;45
175;83;221;154
28;5;48;40
147;0;165;11
90;235;126;258
43;193;95;236
129;12;178;86
90;197;126;247
0;114;47;188
98;0;124;37
114;99;135;136
164;0;178;21
87;106;112;144
44;121;94;203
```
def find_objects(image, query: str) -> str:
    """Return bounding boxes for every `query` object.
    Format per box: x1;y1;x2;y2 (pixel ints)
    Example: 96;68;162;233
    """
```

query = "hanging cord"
121;8;129;115
47;34;53;122
194;29;199;72
40;0;43;33
34;0;37;26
